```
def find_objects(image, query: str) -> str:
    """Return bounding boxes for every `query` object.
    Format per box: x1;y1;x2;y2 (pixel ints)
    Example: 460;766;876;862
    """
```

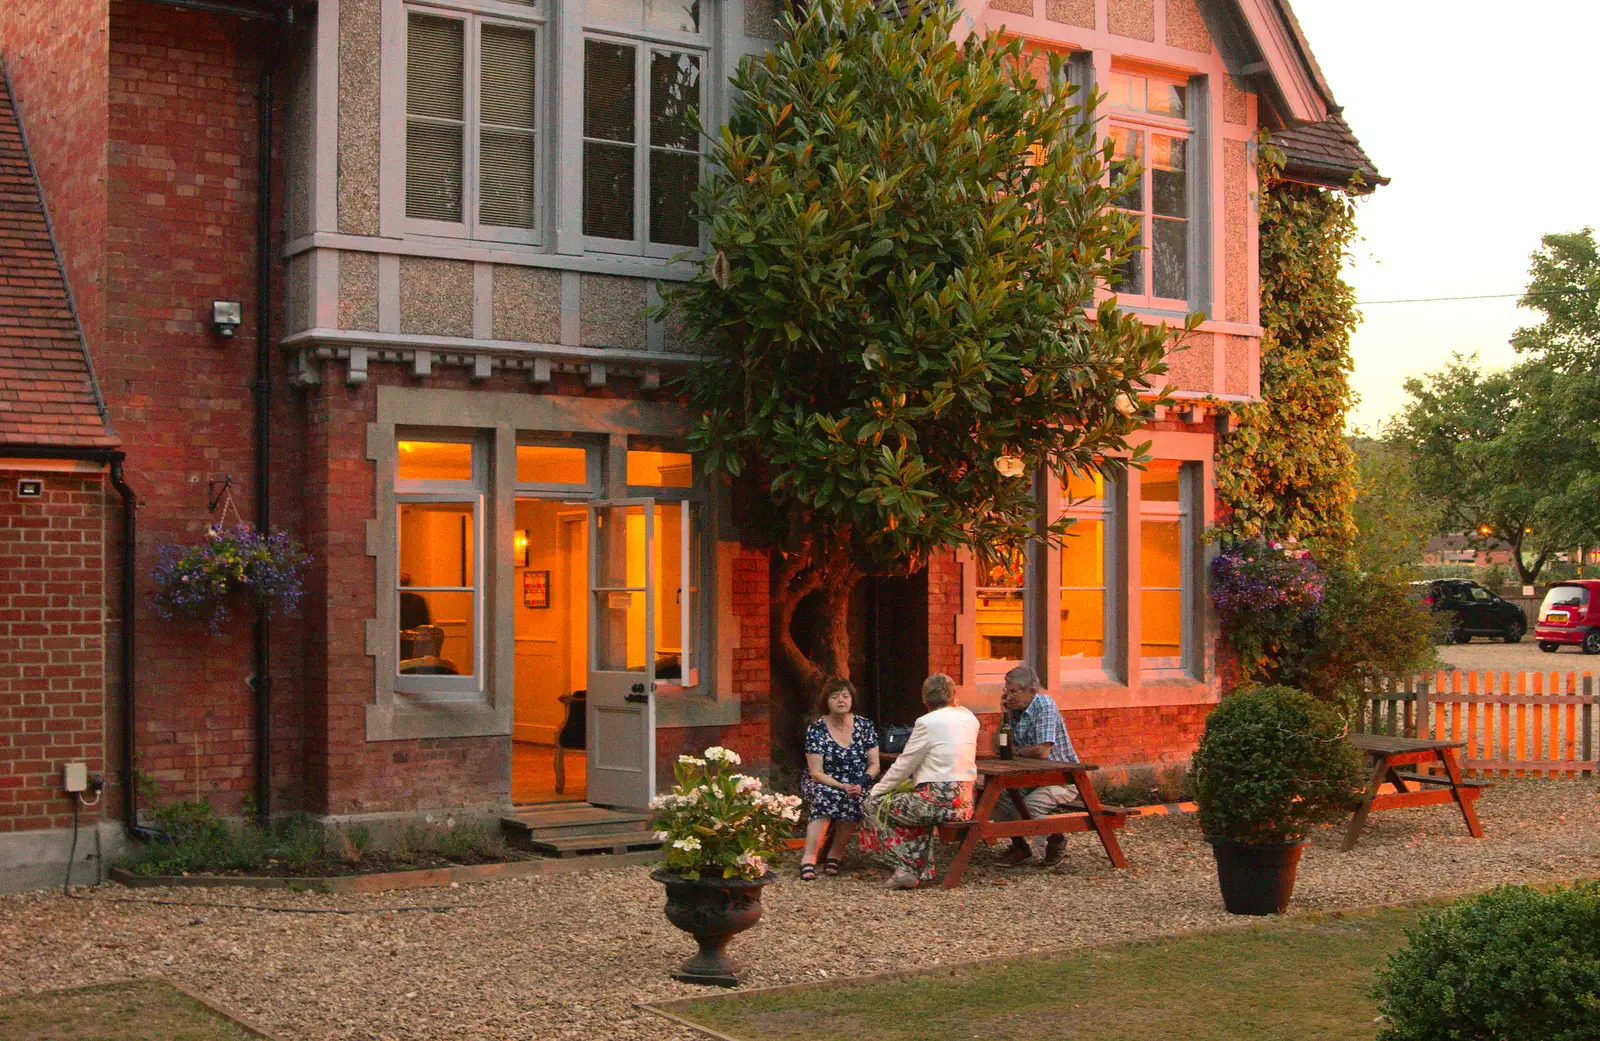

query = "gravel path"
3;779;1598;1040
1438;639;1597;674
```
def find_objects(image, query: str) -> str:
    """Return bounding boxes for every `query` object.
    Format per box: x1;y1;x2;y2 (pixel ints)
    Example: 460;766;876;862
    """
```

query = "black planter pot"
652;868;771;986
1207;838;1306;915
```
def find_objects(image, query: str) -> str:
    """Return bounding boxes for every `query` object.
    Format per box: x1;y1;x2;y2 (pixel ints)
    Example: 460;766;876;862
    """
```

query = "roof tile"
0;69;117;449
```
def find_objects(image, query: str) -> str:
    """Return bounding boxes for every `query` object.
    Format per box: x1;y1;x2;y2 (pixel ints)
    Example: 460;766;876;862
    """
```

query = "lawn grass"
671;906;1421;1041
0;980;265;1041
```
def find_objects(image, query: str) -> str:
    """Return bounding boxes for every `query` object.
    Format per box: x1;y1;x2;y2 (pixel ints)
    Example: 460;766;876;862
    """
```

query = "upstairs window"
583;3;705;254
1108;69;1191;308
406;8;542;242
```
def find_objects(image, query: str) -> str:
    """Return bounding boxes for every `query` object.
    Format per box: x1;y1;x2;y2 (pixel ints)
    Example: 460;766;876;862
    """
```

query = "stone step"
525;829;665;858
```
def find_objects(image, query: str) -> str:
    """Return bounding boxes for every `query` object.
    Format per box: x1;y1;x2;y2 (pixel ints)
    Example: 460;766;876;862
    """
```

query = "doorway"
511;499;588;804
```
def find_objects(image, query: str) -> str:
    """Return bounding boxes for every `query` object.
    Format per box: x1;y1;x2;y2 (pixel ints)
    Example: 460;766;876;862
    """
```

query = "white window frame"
1108;68;1196;313
580;18;708;257
394;433;489;699
1058;470;1118;683
1138;461;1196;673
402;0;547;245
622;440;709;694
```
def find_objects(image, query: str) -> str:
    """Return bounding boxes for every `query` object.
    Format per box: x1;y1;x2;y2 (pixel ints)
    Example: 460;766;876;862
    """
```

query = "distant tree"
665;0;1182;731
1348;434;1439;576
1391;355;1590;584
1512;228;1600;372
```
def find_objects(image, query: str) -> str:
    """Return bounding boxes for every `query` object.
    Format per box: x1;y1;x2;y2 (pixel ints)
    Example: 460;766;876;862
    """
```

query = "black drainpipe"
252;38;278;830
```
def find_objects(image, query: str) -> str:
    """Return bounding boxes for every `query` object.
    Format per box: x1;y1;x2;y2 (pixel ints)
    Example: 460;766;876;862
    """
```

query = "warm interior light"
514;529;529;566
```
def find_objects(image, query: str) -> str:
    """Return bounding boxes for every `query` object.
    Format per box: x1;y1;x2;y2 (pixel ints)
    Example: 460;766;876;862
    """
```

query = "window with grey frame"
1106;68;1205;311
1138;460;1197;671
394;436;489;697
404;4;544;241
581;1;706;254
1059;466;1118;680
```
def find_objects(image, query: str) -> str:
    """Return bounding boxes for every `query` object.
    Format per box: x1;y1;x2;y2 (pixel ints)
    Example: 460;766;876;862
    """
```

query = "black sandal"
823;857;842;876
799;863;817;881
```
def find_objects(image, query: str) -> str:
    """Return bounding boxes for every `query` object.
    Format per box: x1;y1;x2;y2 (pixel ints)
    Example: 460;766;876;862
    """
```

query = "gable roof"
0;64;117;450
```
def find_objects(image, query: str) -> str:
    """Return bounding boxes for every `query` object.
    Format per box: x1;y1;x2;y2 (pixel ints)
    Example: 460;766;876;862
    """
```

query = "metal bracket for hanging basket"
207;475;233;512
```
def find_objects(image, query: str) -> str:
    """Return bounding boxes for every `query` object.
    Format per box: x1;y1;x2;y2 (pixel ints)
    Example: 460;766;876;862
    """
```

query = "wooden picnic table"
1342;733;1490;851
934;756;1129;888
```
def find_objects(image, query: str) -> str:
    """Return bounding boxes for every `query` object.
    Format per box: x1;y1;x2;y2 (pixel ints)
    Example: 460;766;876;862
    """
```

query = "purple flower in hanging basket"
1209;538;1324;623
151;523;311;635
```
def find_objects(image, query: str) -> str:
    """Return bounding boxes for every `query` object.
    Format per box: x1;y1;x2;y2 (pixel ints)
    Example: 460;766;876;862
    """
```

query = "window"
626;447;694;488
583;3;705;253
406;7;542;241
977;547;1027;677
1108;69;1191;306
516;443;596;490
615;442;703;687
1060;467;1114;676
395;437;485;695
1139;461;1193;668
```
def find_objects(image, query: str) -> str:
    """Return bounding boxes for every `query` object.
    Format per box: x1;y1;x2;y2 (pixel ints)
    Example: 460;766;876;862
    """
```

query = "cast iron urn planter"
1207;838;1306;915
652;868;771;986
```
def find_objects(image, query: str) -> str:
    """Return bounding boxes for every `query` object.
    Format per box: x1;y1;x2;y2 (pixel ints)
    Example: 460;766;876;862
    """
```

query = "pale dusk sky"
1286;1;1600;431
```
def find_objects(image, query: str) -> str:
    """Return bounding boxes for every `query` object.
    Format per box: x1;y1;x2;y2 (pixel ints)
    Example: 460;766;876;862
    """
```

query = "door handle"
625;692;649;704
630;682;645;693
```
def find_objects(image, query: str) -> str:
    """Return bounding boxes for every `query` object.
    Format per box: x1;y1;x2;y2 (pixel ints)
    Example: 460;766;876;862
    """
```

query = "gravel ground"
3;779;1598;1041
1438;638;1597;674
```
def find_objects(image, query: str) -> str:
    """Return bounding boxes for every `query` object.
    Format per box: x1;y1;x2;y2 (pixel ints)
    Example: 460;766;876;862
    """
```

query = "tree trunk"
1508;532;1547;585
769;541;862;770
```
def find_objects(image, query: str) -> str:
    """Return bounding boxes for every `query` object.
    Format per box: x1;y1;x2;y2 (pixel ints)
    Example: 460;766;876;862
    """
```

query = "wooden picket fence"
1359;671;1597;778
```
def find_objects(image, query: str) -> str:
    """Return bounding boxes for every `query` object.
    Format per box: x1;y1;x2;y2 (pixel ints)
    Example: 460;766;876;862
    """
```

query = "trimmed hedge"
1375;883;1600;1041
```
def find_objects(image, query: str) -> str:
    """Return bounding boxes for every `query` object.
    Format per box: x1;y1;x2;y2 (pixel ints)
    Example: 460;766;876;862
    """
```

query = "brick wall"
926;550;963;683
0;471;107;833
0;0;110;352
102;1;307;817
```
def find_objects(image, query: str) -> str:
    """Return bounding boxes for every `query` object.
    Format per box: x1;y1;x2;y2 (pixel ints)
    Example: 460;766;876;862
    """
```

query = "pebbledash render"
0;0;1380;888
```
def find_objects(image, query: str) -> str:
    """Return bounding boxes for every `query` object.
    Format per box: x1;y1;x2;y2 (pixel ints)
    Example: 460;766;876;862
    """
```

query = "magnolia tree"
665;0;1185;732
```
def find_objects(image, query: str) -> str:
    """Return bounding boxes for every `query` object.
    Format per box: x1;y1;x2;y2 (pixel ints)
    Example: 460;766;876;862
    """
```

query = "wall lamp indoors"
514;529;530;567
211;300;243;338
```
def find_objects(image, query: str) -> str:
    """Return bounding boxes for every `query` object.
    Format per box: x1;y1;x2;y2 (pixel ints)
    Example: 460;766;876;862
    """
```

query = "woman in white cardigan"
860;673;979;889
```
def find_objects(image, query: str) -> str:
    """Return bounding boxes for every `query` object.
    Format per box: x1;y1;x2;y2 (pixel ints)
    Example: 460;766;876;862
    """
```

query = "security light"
211;300;243;338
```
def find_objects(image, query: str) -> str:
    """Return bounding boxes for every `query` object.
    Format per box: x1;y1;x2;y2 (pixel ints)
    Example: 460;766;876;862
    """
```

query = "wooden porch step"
525;829;665;858
500;805;654;847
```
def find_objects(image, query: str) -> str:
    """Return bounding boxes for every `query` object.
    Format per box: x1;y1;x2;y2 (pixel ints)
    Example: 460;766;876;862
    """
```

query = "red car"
1534;580;1600;654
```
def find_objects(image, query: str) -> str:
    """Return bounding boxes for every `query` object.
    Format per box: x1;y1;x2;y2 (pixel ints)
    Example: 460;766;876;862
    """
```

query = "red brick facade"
0;472;107;833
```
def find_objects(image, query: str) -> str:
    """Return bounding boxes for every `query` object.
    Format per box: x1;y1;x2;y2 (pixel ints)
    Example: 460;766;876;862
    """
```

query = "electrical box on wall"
62;762;88;793
16;479;42;498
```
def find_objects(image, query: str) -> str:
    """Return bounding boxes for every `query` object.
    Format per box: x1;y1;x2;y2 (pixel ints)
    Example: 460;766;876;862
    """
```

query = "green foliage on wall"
1215;140;1360;551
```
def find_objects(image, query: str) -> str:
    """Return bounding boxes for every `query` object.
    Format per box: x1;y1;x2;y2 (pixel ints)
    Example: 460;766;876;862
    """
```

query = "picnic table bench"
1342;733;1490;851
934;757;1129;887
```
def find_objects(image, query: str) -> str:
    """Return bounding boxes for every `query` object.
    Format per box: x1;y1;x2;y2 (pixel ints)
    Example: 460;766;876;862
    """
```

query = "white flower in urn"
678;755;706;768
994;454;1025;478
704;746;741;766
733;774;762;795
672;836;702;853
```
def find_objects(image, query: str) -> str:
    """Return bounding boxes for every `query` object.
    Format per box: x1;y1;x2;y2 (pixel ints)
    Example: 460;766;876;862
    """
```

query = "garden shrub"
1374;883;1600;1041
1192;686;1365;845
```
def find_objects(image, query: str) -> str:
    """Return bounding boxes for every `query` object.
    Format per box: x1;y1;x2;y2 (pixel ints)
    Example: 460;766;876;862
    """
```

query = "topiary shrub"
1192;685;1365;845
1375;883;1600;1041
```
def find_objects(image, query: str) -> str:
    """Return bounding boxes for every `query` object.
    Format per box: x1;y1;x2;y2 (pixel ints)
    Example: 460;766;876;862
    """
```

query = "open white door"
585;499;656;809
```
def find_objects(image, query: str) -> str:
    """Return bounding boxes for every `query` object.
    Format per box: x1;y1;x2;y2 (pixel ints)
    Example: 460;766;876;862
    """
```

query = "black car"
1413;579;1527;644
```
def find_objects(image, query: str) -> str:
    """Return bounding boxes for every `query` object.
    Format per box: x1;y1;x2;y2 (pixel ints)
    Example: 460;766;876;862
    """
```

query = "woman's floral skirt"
859;780;975;882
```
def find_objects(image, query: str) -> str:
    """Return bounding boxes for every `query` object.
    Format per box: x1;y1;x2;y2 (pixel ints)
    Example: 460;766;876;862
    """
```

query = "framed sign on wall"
524;569;549;609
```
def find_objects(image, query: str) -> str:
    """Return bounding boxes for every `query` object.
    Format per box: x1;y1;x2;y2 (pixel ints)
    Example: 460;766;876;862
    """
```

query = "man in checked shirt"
992;663;1080;867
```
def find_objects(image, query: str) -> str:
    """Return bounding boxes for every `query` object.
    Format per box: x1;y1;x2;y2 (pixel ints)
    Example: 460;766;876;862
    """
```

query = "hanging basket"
151;523;310;634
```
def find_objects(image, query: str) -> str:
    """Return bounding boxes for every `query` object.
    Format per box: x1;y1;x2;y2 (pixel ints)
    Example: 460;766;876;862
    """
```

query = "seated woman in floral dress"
798;678;880;881
860;673;979;889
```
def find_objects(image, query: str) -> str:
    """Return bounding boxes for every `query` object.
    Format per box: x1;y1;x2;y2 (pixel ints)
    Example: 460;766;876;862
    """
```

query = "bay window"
1108;69;1193;307
395;437;486;696
1060;467;1115;677
1139;461;1194;669
405;5;543;241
